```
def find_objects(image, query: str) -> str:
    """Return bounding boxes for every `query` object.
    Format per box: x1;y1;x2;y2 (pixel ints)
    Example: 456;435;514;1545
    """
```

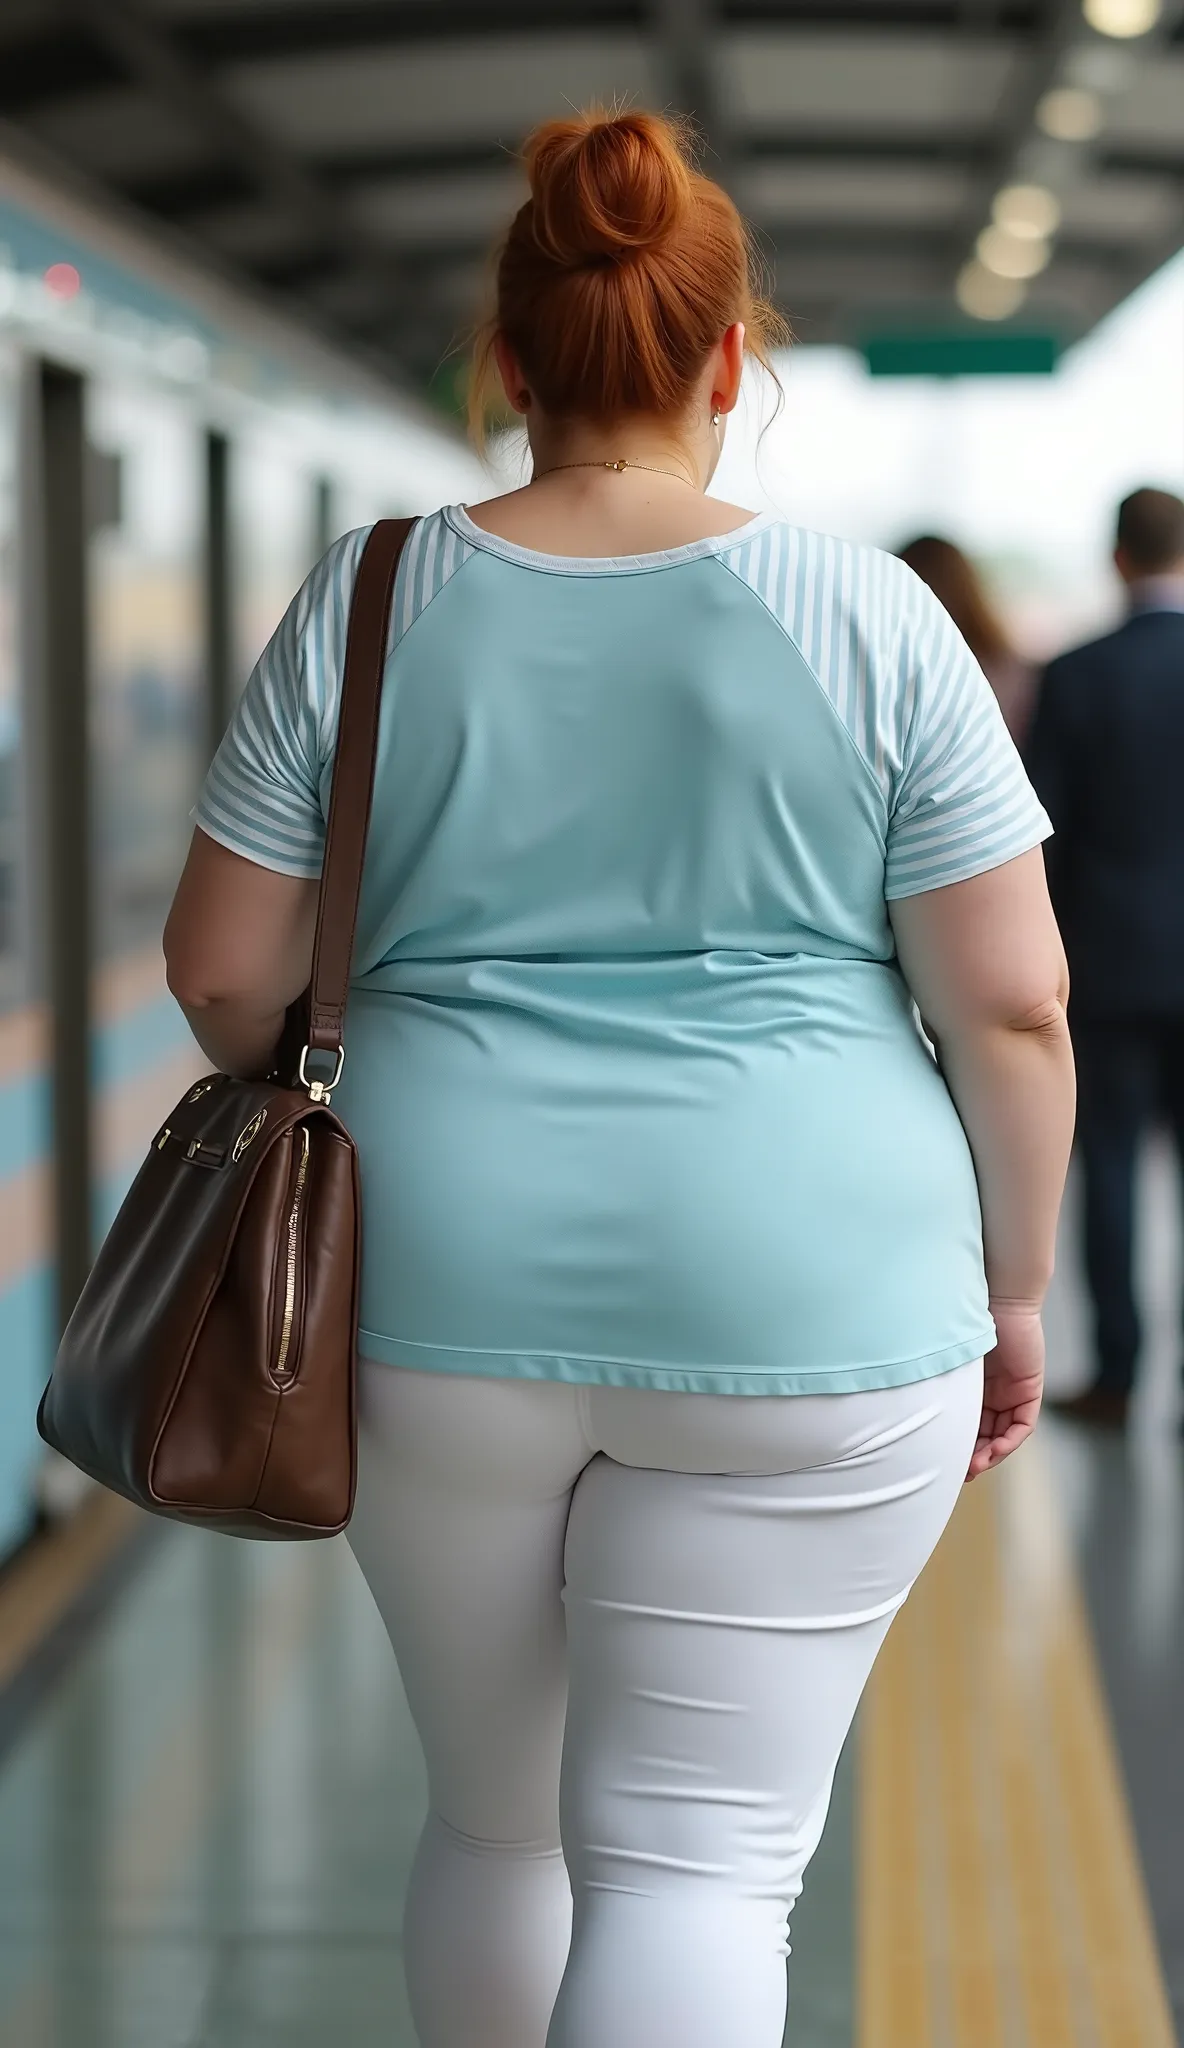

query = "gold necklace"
535;457;697;486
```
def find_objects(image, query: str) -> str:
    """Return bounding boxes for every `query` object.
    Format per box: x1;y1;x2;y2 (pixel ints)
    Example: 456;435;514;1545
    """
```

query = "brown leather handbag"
36;517;415;1539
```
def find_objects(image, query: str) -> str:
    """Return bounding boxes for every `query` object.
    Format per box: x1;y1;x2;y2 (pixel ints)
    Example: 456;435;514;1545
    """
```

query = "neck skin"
1125;567;1184;616
492;322;745;501
525;410;722;494
1115;546;1184;599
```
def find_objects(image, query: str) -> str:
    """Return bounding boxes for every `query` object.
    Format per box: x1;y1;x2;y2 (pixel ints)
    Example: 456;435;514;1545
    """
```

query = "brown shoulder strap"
304;517;416;1067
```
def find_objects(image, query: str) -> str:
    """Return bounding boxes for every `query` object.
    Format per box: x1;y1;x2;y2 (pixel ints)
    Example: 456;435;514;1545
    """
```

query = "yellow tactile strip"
858;1440;1175;2048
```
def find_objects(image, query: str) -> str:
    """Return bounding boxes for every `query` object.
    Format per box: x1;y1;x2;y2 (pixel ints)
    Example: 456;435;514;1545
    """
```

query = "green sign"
861;332;1061;378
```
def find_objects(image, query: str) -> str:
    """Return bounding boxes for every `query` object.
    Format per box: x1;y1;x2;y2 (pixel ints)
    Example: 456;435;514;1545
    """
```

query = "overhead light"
1036;86;1105;140
992;184;1062;239
1082;0;1161;36
956;263;1028;322
976;225;1053;279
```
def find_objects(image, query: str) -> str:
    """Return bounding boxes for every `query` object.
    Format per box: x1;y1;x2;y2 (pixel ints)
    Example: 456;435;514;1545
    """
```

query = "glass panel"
88;383;204;962
0;345;23;1015
87;383;206;1234
232;437;317;688
0;341;46;1563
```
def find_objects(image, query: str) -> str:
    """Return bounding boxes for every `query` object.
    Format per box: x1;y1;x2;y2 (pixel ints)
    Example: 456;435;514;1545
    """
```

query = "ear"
493;331;531;414
712;321;747;416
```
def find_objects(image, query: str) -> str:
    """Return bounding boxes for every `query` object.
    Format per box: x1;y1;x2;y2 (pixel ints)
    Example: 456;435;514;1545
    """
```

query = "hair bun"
523;109;694;268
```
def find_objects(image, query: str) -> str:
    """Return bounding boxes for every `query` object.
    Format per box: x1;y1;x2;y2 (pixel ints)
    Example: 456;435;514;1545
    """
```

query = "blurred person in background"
1027;487;1184;1429
165;110;1073;2048
899;534;1036;747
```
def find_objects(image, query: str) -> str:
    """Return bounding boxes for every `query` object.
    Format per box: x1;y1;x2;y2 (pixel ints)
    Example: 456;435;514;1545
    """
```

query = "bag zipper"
273;1125;311;1385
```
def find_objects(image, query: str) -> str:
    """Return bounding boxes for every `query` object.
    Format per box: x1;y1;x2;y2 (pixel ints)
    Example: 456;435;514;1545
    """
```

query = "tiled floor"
0;1454;858;2047
0;1142;1180;2046
0;1519;420;2045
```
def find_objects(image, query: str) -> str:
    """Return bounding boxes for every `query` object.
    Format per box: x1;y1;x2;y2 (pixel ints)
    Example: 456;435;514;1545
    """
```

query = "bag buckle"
298;1043;345;1104
184;1138;227;1168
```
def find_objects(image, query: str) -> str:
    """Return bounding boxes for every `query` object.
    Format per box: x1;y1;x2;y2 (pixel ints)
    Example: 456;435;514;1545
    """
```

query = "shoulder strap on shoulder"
303;517;416;1073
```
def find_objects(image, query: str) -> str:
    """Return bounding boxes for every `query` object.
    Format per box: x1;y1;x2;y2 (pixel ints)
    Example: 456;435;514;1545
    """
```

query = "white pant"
347;1358;982;2048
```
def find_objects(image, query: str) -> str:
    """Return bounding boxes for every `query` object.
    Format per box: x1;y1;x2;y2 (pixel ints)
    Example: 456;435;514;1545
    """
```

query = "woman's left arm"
163;829;320;1079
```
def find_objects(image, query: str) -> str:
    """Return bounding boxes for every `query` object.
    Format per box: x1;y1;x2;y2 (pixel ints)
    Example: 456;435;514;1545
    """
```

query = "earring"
711;408;722;427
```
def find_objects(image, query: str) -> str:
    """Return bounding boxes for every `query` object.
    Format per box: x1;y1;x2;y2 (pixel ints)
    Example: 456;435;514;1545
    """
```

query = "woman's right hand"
966;1299;1045;1482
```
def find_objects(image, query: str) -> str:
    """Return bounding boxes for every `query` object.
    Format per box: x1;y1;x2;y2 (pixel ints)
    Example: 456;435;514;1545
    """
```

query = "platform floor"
0;1144;1181;2047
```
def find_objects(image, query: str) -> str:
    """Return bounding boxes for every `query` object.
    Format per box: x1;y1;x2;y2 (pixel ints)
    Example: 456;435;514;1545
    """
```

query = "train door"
230;434;318;694
0;342;43;1557
85;381;207;1241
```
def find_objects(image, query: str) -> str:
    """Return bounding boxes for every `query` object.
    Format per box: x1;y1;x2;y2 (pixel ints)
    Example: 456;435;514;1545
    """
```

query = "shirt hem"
356;1328;994;1396
191;806;323;880
884;820;1052;900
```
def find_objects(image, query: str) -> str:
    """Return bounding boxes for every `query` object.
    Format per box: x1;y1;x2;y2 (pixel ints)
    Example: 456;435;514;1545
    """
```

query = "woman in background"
899;534;1036;747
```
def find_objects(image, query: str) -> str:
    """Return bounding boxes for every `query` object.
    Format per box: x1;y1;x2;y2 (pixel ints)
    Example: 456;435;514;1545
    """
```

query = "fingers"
964;1404;1042;1482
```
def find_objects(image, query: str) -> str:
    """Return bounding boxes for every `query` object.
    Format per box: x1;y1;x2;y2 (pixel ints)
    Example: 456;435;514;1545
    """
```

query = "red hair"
470;108;785;439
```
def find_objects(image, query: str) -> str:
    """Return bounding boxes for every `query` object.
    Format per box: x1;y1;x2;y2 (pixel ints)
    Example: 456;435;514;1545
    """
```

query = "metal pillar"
205;429;232;758
34;362;93;1331
313;474;334;563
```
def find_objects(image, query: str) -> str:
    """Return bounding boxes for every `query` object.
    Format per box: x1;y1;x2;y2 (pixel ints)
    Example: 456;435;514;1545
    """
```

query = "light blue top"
196;505;1052;1395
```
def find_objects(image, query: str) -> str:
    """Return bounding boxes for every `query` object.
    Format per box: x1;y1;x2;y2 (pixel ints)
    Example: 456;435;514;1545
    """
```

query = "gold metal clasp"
185;1138;227;1168
186;1078;218;1103
298;1043;345;1105
232;1109;267;1162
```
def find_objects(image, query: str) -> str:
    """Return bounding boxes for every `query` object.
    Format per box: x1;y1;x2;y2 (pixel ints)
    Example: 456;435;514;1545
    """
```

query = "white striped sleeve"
194;526;373;877
194;510;473;876
883;566;1052;900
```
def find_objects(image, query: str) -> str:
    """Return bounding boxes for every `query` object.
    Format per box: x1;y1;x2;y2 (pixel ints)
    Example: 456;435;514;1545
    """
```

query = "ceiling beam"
307;131;997;195
61;0;369;259
651;0;736;186
958;0;1003;27
175;0;643;67
36;126;1021;230
123;164;258;223
949;0;1083;281
54;0;442;369
953;0;1184;294
161;1;1042;69
651;0;719;128
0;22;123;116
377;217;1134;276
1099;144;1184;183
1109;0;1184;301
728;0;1040;20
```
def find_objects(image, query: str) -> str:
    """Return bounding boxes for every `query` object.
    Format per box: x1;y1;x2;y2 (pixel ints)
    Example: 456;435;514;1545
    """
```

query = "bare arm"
890;848;1075;1474
163;830;319;1079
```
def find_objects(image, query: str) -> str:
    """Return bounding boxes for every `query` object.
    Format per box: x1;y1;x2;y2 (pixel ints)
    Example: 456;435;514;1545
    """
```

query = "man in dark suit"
1027;487;1184;1426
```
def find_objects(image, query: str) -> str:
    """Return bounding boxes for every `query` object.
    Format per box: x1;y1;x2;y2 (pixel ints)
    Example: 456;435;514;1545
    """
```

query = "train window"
231;436;318;690
87;383;203;964
0;346;21;1013
87;383;207;1235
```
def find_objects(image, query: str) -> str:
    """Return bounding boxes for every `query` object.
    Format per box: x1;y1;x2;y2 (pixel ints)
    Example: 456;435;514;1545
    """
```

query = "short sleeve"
883;569;1052;900
193;527;372;878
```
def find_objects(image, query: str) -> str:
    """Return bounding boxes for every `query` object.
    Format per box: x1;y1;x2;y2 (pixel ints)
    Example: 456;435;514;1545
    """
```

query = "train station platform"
0;1149;1180;2048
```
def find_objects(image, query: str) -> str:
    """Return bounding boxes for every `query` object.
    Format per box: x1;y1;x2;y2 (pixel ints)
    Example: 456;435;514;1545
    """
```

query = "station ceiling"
1;1;1182;394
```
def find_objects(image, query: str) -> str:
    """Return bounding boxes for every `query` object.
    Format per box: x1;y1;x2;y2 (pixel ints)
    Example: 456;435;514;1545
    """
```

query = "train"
0;139;485;1558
